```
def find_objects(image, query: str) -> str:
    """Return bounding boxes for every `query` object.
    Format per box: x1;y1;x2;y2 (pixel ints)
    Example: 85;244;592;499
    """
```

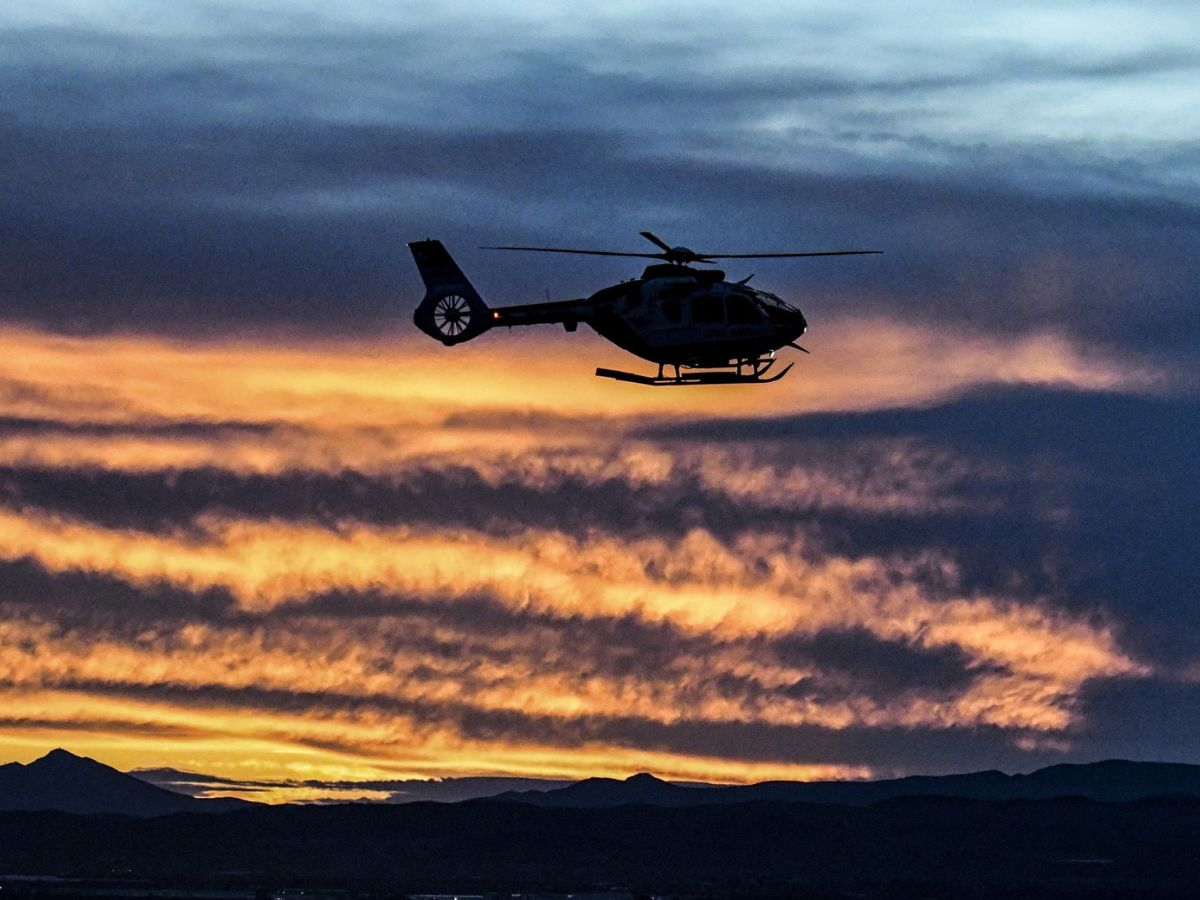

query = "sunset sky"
1;1;1197;803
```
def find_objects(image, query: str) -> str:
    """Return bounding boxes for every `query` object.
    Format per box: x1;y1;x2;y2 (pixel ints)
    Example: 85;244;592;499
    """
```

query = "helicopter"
409;232;880;385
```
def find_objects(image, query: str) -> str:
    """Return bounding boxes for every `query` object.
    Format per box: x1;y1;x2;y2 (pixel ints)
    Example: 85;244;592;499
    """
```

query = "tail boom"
410;239;591;344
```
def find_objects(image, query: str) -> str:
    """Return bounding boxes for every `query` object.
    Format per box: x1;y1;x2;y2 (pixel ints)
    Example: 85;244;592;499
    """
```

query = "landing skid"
596;354;794;386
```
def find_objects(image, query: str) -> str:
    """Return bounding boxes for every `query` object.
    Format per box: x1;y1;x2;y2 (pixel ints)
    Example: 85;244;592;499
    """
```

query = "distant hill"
3;752;1200;895
490;760;1200;808
6;748;1198;821
0;749;252;816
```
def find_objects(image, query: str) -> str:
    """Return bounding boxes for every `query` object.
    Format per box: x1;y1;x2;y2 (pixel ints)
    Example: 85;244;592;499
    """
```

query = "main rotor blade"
699;250;883;258
482;245;664;259
639;231;674;253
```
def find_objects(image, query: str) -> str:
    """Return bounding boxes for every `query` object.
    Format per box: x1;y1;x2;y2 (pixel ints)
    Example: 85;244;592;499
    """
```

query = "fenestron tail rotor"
409;239;494;346
483;232;881;265
432;293;473;338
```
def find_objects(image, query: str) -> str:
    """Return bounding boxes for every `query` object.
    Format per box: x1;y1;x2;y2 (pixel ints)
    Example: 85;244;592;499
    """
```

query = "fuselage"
582;264;807;367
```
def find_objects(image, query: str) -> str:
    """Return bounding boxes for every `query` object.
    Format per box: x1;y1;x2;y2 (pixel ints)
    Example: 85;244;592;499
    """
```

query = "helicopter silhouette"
410;232;879;385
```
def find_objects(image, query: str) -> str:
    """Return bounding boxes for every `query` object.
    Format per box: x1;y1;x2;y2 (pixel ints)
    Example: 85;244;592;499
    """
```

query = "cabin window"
764;305;795;327
726;295;761;324
691;294;724;323
658;282;693;300
662;298;682;323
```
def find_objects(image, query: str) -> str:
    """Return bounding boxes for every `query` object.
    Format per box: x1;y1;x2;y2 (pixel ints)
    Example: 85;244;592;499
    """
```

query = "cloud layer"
0;325;1192;798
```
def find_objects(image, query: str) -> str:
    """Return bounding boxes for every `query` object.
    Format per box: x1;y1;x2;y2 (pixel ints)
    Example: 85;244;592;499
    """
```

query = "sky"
0;1;1197;802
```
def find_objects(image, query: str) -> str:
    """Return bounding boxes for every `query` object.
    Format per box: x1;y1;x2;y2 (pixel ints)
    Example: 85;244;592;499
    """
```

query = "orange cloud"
0;508;1142;738
0;319;1167;434
0;321;1166;795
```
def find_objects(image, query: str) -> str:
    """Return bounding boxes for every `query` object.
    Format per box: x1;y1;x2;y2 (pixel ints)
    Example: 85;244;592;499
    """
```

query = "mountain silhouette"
0;749;252;816
491;760;1200;808
6;750;1198;819
3;751;1200;895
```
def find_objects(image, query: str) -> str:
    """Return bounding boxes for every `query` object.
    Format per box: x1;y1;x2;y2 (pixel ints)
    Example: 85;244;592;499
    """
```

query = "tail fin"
409;240;493;345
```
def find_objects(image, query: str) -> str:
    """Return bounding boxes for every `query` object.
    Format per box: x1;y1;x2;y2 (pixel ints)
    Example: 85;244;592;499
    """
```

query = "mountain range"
4;750;1200;895
4;749;1200;817
493;759;1200;807
0;749;250;816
